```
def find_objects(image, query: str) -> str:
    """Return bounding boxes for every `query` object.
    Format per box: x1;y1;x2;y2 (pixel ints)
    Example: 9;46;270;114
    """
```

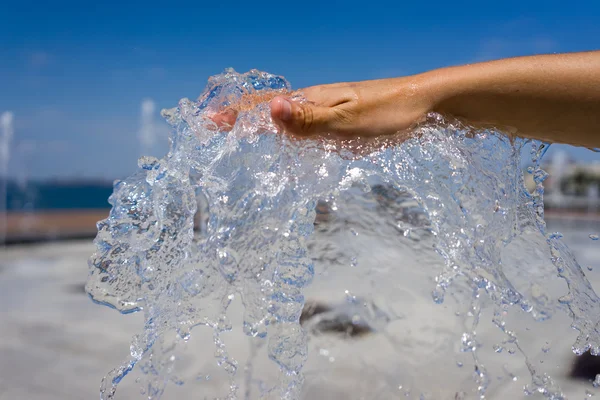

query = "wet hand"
214;76;435;140
270;77;434;139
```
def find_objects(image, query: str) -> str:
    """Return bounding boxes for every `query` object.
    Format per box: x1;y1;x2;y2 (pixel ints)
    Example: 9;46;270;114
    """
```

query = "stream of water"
85;69;600;400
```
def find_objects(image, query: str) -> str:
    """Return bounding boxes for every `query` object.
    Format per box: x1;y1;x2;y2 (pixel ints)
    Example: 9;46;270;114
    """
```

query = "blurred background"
1;1;600;399
2;0;600;242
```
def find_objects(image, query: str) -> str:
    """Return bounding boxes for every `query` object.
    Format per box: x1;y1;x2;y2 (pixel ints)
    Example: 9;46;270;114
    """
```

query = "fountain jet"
0;111;14;244
138;99;156;157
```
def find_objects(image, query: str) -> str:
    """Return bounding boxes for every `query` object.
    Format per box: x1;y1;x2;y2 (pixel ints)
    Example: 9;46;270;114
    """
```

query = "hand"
271;77;434;139
213;76;436;140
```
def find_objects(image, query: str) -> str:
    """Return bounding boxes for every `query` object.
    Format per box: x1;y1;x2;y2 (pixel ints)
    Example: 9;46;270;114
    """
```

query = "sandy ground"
3;210;109;243
2;218;600;399
0;241;142;400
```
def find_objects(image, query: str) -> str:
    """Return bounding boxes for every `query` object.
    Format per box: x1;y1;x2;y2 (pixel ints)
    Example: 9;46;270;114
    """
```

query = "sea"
4;180;113;211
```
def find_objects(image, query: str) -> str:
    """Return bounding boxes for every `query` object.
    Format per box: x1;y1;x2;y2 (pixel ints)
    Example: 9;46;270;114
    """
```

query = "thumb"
270;96;333;136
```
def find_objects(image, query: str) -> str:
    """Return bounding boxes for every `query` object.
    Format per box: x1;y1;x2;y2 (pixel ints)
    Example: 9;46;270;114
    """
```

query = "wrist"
418;65;476;117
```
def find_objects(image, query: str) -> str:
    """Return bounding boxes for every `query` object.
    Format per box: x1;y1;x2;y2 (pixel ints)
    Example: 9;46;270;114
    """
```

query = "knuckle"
299;106;315;134
333;107;354;127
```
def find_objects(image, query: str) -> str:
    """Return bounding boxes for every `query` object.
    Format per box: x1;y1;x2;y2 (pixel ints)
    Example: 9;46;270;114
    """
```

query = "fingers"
209;86;349;137
270;96;338;136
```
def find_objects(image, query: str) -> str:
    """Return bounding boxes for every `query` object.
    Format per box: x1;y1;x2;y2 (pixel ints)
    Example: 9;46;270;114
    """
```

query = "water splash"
86;69;600;399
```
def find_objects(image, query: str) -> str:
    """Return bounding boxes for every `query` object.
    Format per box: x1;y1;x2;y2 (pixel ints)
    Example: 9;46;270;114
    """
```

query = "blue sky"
1;0;599;179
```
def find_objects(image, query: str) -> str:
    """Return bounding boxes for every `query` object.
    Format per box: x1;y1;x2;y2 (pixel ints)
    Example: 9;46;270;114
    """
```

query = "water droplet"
460;333;478;352
542;343;551;353
344;290;357;303
590;234;599;241
588;266;594;271
594;374;600;388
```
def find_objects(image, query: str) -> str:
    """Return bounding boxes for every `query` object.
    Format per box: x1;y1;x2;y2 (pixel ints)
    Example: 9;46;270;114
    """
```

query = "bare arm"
217;51;600;148
428;51;600;148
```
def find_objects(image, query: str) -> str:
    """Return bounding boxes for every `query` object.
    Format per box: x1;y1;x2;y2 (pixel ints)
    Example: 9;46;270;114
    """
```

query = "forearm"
419;51;600;148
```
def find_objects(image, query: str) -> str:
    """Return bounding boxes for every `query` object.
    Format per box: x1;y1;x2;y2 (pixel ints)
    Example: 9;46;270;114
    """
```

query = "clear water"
86;69;600;399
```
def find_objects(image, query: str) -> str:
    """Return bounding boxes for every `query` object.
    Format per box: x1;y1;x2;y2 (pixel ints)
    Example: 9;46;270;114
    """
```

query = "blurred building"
524;150;600;212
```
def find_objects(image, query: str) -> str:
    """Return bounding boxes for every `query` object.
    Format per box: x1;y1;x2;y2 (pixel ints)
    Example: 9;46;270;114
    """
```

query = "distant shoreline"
2;209;109;245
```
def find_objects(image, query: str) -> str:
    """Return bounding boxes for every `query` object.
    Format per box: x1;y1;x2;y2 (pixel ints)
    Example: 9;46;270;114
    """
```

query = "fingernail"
280;98;292;121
